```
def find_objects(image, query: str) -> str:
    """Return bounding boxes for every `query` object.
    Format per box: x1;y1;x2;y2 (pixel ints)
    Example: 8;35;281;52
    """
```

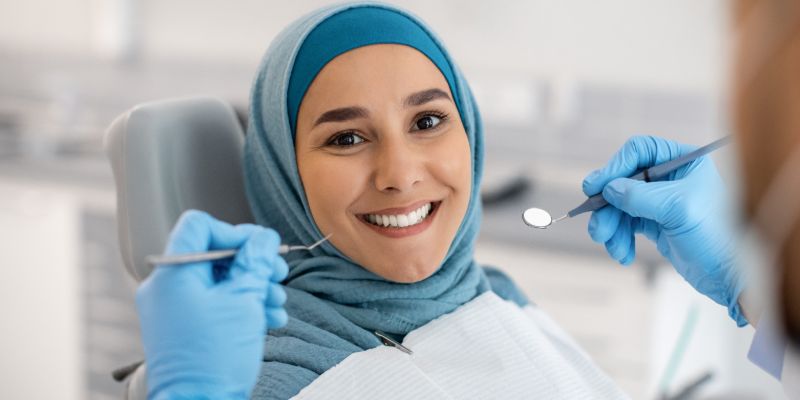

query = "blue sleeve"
747;313;787;380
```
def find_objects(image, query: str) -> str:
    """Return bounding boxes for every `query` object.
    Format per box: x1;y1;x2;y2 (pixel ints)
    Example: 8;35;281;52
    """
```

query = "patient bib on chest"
292;292;629;399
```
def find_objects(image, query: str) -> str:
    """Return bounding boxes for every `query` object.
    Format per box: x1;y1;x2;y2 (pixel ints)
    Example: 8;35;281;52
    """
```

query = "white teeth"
365;202;434;228
397;215;409;227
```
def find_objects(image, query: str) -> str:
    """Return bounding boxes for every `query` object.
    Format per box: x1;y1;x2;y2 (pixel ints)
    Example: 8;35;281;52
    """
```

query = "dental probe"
523;136;732;229
145;234;332;266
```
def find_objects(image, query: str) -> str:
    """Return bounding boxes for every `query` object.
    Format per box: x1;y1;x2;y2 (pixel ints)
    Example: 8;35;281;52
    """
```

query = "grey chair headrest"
104;97;254;281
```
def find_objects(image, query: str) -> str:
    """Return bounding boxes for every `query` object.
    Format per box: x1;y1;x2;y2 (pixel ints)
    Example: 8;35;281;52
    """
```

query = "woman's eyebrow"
314;106;369;127
312;88;450;128
404;88;451;107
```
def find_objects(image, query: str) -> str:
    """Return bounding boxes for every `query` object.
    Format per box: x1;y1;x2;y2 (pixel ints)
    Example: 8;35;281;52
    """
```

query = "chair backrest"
104;97;254;281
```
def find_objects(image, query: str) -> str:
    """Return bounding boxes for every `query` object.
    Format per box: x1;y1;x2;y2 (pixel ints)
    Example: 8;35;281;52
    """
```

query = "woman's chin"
370;262;439;283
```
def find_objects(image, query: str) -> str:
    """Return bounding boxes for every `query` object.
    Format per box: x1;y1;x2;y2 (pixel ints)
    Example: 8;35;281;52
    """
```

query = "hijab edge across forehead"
286;6;464;136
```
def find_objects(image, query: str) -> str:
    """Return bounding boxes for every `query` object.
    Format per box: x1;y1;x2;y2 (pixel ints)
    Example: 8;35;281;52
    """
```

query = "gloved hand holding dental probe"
135;210;289;399
582;135;748;326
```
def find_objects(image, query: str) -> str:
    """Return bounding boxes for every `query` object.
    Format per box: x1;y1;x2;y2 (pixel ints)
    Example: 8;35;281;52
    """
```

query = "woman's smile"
356;200;442;238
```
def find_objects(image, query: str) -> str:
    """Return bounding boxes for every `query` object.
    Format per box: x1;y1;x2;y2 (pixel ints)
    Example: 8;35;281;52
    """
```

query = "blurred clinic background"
0;1;788;399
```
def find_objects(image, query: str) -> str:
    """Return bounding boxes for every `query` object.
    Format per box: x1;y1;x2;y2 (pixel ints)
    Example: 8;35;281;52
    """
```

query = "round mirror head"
522;208;553;229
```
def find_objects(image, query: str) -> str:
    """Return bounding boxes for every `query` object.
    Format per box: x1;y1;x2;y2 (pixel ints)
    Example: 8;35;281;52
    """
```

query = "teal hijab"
243;2;526;398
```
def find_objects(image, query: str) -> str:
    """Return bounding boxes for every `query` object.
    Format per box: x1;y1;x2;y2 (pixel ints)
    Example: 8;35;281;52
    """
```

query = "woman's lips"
357;201;441;238
361;199;435;216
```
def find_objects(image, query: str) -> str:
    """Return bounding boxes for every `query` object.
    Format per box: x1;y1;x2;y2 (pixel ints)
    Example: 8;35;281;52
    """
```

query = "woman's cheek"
300;156;353;233
429;131;472;196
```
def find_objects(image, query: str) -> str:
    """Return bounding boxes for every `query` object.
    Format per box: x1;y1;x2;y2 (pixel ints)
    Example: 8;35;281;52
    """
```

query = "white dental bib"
292;292;629;399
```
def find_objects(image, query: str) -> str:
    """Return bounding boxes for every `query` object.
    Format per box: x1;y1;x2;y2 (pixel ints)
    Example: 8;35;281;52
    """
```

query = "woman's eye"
328;132;365;147
413;114;445;131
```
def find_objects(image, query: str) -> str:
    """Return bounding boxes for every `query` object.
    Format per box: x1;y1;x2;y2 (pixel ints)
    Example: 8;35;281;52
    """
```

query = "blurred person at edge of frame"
733;0;800;391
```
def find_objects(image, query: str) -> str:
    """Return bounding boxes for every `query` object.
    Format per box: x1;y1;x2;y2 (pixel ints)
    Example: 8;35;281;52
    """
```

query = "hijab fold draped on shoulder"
243;2;527;398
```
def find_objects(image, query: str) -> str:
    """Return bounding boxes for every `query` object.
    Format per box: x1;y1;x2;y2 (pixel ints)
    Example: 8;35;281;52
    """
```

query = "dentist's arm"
581;135;748;326
136;210;288;399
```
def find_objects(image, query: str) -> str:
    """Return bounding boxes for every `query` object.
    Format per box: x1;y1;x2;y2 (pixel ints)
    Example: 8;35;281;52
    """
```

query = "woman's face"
295;44;472;283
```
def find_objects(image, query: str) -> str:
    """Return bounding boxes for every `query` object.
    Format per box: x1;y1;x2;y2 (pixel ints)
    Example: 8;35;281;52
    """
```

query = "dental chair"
104;96;254;282
104;96;254;398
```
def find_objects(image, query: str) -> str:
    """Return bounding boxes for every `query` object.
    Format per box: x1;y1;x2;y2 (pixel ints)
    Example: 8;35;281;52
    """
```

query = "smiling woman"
239;4;534;398
242;3;497;345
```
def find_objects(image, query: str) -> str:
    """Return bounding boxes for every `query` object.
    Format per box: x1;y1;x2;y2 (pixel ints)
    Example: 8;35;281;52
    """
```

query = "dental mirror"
522;208;566;229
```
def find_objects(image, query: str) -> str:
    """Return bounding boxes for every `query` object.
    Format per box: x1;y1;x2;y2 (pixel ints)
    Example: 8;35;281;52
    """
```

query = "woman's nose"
373;138;424;193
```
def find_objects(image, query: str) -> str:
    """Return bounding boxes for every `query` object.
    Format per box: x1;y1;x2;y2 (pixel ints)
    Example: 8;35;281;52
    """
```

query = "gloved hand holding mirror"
522;135;747;326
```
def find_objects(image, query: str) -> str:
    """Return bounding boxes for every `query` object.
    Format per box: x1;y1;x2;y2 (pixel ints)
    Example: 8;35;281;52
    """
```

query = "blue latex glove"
136;210;289;399
582;136;747;326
